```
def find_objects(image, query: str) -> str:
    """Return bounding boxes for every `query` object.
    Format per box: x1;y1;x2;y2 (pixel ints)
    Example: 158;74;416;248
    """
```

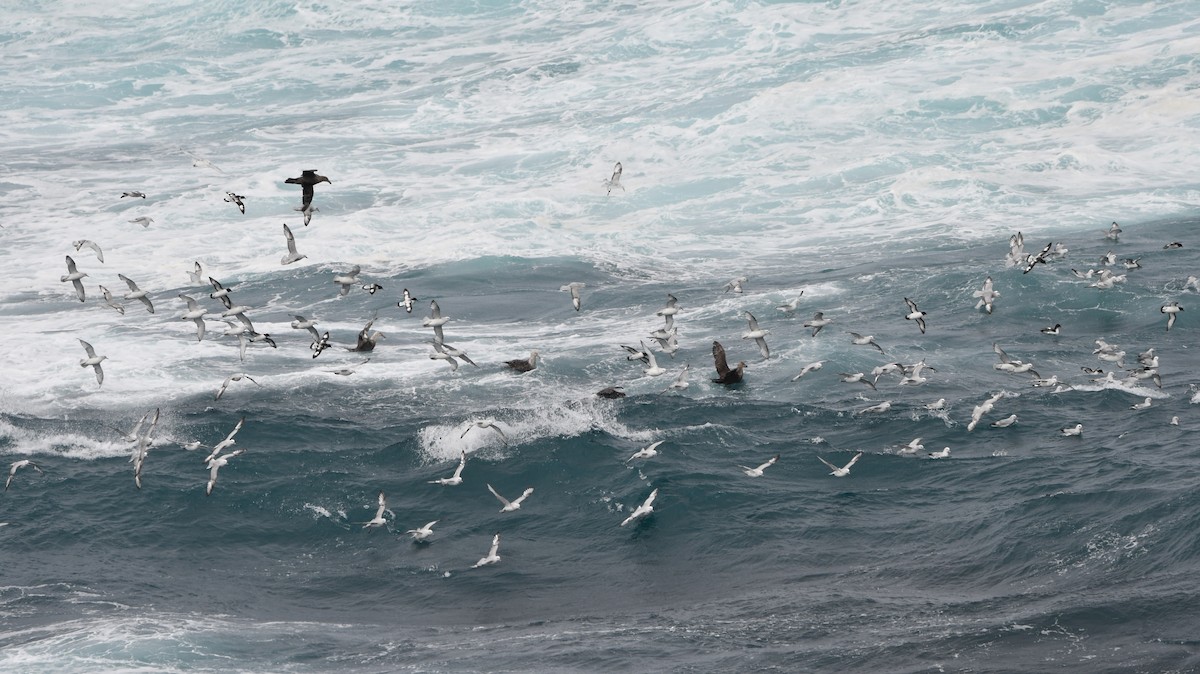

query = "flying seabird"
281;223;307;265
848;332;885;354
742;312;770;359
461;420;507;444
187;261;204;285
177;294;209;341
284;170;330;226
657;294;680;318
422;300;450;343
839;372;876;390
328;359;369;376
332;265;361;295
205;449;244;496
117;273;154;313
398;288;418;313
121;191;146;199
1105;221;1122;240
472;533;502;568
208;277;232;300
791;360;826;381
214;373;261;401
739;454;779;477
1162;302;1183;331
642;341;667;376
711;341;745;385
817;452;862;477
626;440;664;464
98;285;124;314
406;521;437;542
5;460;44;492
438;342;476;367
61;256;88;302
128;216;154;228
72;239;104;263
1165;242;1184;249
77;339;106;386
857;401;892;415
504;350;539;373
903;298;927;333
429;342;460;371
131;408;160;489
429;451;466;486
560;282;585;311
605;162;624;196
361;283;383;295
803;312;832;337
224;192;246;214
620;488;657;527
204;417;245;465
363;491;389;528
487;484;534;513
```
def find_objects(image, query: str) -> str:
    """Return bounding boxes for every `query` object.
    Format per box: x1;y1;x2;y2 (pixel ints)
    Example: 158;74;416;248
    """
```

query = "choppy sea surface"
3;1;1200;671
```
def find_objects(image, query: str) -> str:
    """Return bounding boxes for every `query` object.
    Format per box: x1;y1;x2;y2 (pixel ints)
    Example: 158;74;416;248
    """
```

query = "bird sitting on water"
504;350;539;372
711;341;745;385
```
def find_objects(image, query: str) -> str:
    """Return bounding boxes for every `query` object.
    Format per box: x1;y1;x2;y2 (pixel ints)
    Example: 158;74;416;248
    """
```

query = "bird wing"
487;483;512;506
118;274;139;292
79;339;96;357
429;300;441;318
452;452;466;478
817;456;838;471
845;452;863;470
712;341;731;376
746;312;759;331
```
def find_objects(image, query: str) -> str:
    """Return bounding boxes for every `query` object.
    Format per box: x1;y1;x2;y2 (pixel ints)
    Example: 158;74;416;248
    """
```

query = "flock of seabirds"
9;157;1194;570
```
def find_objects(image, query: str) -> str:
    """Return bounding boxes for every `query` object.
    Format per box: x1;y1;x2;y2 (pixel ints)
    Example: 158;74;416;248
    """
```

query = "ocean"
3;1;1200;671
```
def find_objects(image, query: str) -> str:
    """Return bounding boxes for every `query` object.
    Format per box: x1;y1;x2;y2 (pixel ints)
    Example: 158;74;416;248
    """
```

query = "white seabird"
117;273;154;313
896;438;924;455
626;440;664;464
661;363;691;393
78;339;106;386
1106;221;1122;240
129;216;154;228
1162;302;1183;331
1131;397;1152;410
657;294;680;318
848;332;885;354
620;488;658;527
739;454;780;477
487;484;534;513
724;276;747;294
803;311;832;337
429;450;466;486
177;294;209;341
205;448;244;496
990;414;1018;428
187;261;204;285
99;285;124;315
214;373;261;401
72;239;104;263
973;276;1000;314
1060;424;1082;437
281;223;307;265
422;300;451;343
560;282;585;311
204;417;245;464
429;342;460;371
5;459;44;491
839;372;877;390
642;342;667;377
332;265;361;295
363;491;389;528
818;451;863;477
928;447;951;459
61;255;88;302
742;311;770;359
472;533;502;568
406;520;437;542
791;360;826;381
461;420;507;443
776;293;804;315
605;162;624;195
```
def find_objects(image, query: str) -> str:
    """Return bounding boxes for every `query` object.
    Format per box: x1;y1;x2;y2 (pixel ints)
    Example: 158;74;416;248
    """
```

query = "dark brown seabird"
350;317;385;352
284;170;331;225
711;341;746;385
504;350;539;373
